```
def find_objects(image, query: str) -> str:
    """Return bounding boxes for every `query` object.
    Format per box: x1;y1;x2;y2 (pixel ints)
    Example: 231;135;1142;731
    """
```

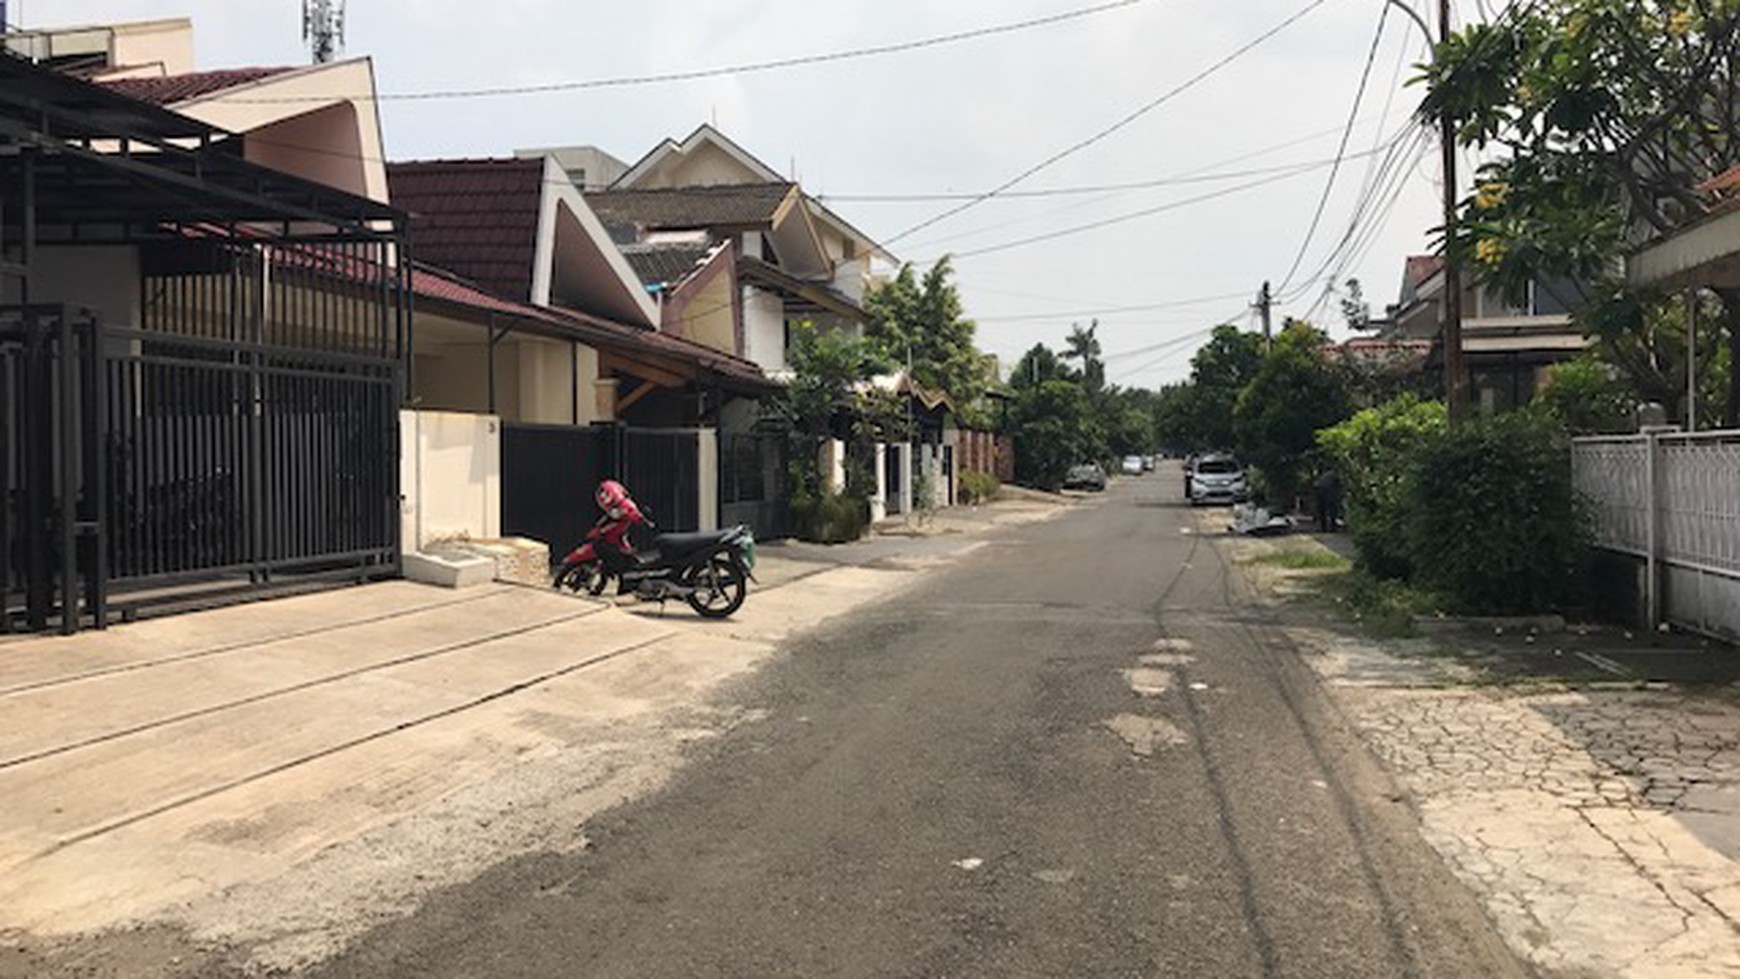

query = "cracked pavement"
1230;518;1740;978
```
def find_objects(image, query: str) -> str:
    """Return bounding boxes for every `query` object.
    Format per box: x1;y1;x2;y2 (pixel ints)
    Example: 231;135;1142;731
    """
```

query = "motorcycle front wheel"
684;556;747;618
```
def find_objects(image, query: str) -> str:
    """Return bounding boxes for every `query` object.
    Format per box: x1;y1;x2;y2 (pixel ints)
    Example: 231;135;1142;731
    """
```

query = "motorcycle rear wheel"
555;561;609;596
684;556;747;618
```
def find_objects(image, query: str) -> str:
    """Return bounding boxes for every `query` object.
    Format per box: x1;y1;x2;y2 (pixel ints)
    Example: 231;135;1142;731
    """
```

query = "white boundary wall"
1573;429;1740;640
400;410;502;553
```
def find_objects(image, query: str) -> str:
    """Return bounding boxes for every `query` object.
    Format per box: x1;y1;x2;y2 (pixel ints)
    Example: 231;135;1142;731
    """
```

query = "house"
0;51;409;632
583;124;892;375
1387;253;1591;412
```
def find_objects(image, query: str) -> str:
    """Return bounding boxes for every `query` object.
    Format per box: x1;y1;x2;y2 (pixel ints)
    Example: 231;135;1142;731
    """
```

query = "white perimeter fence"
1571;429;1740;641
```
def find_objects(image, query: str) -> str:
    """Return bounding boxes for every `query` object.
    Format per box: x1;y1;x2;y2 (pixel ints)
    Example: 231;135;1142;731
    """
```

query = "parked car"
1120;455;1144;476
1187;454;1249;505
1063;463;1108;491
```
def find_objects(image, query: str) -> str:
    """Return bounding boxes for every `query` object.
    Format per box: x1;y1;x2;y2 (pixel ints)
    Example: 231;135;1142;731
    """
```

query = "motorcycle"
555;518;757;619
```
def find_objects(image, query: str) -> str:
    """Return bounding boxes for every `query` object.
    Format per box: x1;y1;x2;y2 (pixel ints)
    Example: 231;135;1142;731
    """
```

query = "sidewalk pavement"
1212;512;1740;979
0;495;1062;976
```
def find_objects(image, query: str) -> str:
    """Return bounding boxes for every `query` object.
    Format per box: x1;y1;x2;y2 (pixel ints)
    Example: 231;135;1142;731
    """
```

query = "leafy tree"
1340;278;1373;331
1009;342;1078;390
864;256;988;409
1232;321;1353;506
770;322;892;499
1063;320;1106;394
1535;353;1637;434
1420;0;1740;423
1010;378;1101;490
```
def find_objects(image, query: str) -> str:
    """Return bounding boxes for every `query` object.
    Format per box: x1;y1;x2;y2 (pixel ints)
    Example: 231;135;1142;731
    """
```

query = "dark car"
1063;463;1108;492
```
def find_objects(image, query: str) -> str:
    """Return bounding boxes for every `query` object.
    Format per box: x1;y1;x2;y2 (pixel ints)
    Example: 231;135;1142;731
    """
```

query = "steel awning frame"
0;52;404;244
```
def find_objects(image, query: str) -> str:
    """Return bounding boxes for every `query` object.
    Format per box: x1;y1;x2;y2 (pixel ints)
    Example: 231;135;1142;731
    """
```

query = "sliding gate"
2;239;403;634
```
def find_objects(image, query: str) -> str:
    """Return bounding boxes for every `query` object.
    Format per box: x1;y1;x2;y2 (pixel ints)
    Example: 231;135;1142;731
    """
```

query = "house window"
723;436;769;504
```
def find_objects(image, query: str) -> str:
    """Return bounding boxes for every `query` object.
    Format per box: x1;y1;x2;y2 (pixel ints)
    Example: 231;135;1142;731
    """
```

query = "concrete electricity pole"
1257;280;1273;352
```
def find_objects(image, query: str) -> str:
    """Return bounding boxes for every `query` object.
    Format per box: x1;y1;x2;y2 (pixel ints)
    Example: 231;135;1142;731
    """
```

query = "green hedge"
792;492;870;544
1400;412;1588;614
958;470;1001;505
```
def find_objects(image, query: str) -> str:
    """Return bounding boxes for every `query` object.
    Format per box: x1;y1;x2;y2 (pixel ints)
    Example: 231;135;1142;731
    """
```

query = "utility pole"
1256;281;1273;352
1437;0;1469;422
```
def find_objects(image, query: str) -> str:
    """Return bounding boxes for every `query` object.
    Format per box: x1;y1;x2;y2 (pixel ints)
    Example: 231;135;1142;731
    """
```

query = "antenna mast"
302;0;345;64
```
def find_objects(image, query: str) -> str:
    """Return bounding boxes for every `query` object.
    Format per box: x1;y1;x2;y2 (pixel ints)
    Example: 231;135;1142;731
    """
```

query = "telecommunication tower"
303;0;344;64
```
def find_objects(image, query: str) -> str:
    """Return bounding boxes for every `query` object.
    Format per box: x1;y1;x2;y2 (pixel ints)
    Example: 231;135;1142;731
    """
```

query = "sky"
24;0;1462;389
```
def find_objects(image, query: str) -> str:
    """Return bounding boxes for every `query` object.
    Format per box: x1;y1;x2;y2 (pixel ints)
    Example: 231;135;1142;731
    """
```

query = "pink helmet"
595;479;629;511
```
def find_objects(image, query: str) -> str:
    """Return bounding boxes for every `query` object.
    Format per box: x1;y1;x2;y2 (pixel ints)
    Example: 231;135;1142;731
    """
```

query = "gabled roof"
99;66;297;105
585;183;798;236
613;123;783;189
388;159;546;302
1404;255;1444;290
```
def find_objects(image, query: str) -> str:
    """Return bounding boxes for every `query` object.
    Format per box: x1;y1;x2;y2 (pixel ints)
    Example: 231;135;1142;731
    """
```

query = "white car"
1187;455;1250;505
1120;455;1144;476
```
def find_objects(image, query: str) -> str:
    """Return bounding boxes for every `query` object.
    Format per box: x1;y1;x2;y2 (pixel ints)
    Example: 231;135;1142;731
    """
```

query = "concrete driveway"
0;496;1062;975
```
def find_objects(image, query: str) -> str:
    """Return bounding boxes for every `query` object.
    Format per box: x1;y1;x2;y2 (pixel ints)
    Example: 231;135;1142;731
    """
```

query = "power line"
904;144;1391;253
820;148;1394;203
217;0;1155;103
929;162;1324;262
975;290;1253;323
883;0;1335;245
1274;0;1391;297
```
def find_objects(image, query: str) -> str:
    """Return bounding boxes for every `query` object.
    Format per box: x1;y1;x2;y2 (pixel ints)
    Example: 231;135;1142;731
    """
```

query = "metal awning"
1627;206;1740;291
0;51;403;242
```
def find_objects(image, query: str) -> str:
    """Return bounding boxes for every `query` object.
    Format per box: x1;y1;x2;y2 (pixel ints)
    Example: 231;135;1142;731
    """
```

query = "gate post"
1644;429;1661;628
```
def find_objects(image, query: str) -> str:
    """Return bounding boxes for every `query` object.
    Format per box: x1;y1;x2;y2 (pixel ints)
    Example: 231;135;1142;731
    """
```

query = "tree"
1233;321;1353;506
1063;320;1105;394
1010;378;1101;491
1340;278;1373;331
864;257;989;410
770;322;891;497
1420;0;1740;423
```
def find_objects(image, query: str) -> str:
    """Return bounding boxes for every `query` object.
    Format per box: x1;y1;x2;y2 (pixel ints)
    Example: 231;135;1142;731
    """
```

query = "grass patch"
1249;548;1352;571
1315;568;1442;639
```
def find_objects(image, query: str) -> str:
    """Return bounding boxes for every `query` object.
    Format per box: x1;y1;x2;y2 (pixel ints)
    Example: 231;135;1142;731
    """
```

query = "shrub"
1317;395;1448;579
958;470;1000;505
1399;411;1588;614
792;491;869;544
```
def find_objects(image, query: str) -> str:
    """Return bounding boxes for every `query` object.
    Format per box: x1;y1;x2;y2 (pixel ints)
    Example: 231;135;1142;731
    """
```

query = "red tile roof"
98;67;298;105
388;159;546;304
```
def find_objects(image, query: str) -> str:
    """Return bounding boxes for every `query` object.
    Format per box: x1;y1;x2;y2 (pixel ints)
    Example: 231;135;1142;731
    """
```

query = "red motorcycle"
555;480;756;619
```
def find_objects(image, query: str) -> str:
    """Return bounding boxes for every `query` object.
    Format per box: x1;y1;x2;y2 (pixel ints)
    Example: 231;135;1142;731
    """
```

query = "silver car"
1187;455;1249;505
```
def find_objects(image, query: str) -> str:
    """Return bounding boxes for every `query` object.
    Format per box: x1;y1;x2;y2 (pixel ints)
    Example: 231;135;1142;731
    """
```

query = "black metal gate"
501;423;702;561
2;238;404;633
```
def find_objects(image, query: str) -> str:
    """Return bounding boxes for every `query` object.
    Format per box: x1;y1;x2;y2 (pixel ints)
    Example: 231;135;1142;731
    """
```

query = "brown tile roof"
388;159;545;303
585;182;795;236
410;262;772;391
98;67;298;105
619;241;719;289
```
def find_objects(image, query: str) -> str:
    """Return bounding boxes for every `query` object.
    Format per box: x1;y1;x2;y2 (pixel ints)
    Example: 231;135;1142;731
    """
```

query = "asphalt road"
310;477;1532;979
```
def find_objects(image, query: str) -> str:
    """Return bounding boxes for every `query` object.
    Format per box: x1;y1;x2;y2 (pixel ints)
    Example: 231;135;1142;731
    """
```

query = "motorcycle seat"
646;531;729;561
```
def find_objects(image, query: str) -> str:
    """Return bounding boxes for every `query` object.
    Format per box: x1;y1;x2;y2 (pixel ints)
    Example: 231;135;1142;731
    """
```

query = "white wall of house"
399;409;501;552
870;444;888;523
28;246;141;327
742;286;787;374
